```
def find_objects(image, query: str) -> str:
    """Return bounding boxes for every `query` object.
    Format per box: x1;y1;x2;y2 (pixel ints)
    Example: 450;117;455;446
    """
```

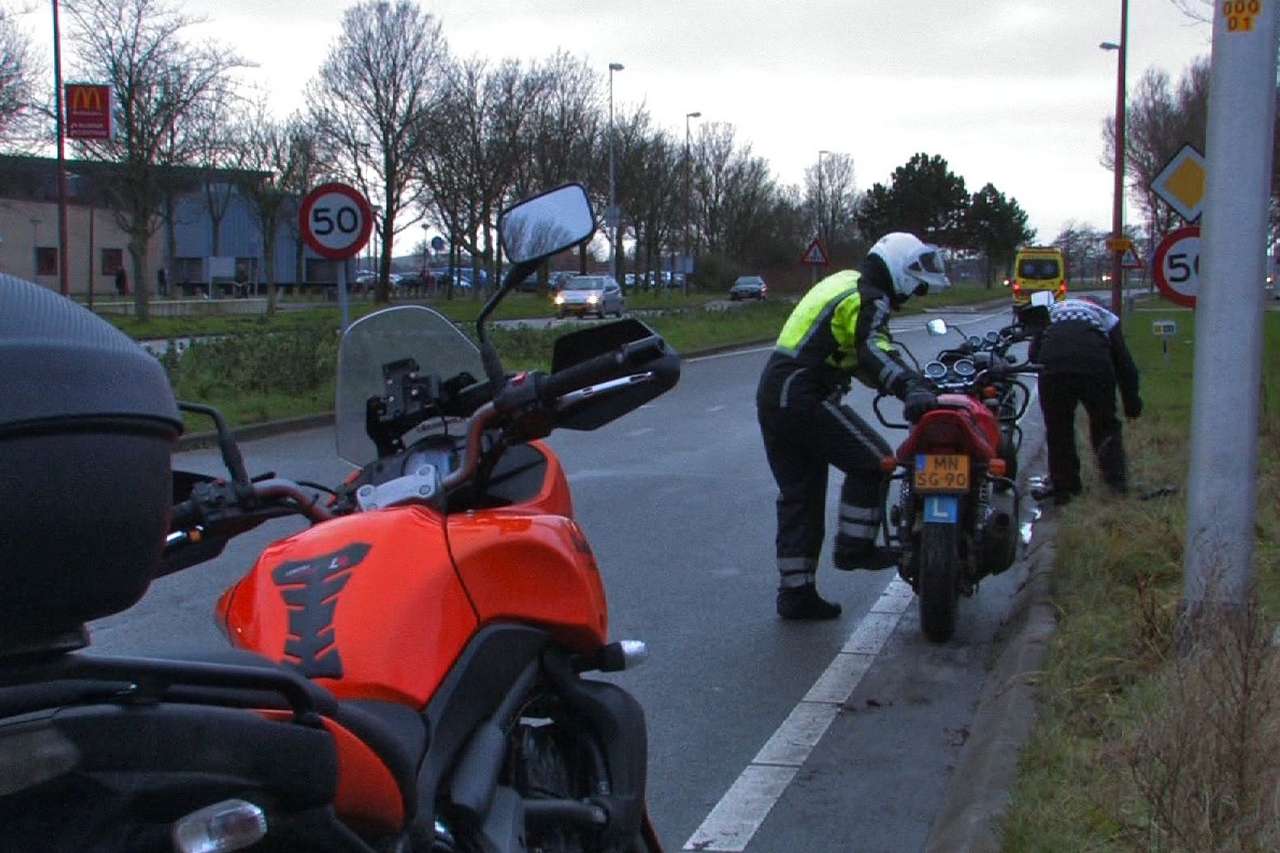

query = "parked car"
729;275;767;301
554;275;625;318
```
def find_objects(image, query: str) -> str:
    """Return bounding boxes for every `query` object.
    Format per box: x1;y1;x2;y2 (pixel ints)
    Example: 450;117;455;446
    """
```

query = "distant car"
1010;247;1068;306
554;275;624;318
729;275;767;301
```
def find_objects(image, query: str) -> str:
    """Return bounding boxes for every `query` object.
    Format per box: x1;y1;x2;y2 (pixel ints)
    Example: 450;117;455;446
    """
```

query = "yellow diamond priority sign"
1151;144;1205;223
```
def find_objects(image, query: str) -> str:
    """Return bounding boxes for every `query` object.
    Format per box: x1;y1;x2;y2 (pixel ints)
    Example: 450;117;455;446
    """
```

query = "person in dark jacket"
758;232;948;620
1024;297;1142;504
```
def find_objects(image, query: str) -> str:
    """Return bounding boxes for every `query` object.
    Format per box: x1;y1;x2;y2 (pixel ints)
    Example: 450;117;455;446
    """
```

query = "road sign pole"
1183;0;1279;613
337;260;351;333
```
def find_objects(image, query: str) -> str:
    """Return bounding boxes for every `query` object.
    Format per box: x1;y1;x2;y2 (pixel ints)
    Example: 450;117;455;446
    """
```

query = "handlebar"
537;336;665;402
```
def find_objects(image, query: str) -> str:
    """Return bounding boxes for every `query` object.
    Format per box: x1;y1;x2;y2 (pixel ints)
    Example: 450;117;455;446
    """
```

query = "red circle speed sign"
299;183;373;260
1152;225;1200;309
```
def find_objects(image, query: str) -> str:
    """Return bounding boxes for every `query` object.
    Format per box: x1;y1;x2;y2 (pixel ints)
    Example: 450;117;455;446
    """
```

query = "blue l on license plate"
923;494;959;524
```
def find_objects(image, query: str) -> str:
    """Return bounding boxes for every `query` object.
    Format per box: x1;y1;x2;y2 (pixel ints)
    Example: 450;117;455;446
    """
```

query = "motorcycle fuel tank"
218;506;477;707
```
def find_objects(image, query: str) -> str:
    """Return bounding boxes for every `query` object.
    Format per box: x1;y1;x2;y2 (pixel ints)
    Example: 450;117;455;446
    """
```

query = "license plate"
914;454;970;493
923;495;960;524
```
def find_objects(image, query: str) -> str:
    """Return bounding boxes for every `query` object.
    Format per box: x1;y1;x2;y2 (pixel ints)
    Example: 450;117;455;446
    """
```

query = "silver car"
554;275;625;318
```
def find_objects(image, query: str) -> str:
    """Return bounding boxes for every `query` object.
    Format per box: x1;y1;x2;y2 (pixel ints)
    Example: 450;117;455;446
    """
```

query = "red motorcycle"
0;184;676;852
874;322;1040;642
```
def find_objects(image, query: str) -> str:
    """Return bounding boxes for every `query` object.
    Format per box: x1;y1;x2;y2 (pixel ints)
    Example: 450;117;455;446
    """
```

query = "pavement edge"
922;516;1059;853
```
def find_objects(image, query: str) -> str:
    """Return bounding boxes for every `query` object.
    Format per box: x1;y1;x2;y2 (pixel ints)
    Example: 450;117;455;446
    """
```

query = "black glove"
1124;397;1143;419
904;386;938;421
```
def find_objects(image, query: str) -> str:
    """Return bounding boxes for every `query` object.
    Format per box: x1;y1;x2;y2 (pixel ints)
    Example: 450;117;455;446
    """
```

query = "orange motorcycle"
0;184;677;852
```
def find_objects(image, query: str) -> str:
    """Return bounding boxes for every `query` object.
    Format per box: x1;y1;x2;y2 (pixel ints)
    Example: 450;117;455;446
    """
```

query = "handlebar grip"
539;351;626;401
539;337;666;402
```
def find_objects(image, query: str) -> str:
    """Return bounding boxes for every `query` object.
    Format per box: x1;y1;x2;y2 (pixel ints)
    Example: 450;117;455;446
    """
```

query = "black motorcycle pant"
758;380;892;590
1038;371;1127;494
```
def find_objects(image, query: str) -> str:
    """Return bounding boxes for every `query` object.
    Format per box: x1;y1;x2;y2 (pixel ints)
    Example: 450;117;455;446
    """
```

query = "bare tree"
1103;58;1210;240
64;0;244;320
189;95;242;263
511;51;601;277
233;104;319;314
418;55;544;293
276;122;330;287
806;152;857;254
307;0;446;303
0;4;37;146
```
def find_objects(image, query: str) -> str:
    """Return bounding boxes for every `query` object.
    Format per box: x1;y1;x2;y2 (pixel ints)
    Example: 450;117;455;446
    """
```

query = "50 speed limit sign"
1153;225;1201;309
299;183;373;260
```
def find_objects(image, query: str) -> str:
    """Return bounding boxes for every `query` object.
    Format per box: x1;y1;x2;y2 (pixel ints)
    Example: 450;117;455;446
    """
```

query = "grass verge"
1001;311;1280;852
159;283;1006;431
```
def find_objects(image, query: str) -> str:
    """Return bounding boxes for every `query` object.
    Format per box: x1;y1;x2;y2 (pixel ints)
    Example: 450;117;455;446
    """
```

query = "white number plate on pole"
300;182;373;332
299;183;373;260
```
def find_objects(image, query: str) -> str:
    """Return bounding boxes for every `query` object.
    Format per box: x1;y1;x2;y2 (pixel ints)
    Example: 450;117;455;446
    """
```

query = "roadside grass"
157;278;1008;431
1001;311;1280;852
106;290;717;340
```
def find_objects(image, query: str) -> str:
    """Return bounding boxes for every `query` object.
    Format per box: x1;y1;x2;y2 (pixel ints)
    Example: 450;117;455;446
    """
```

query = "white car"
554;275;625;319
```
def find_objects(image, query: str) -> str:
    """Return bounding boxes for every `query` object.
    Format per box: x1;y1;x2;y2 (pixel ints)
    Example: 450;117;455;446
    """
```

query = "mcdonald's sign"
65;84;112;140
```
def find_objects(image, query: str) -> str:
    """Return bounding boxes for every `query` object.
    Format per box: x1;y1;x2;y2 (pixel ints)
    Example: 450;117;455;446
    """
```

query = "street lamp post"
608;62;624;283
52;0;70;297
1101;0;1129;318
685;110;701;293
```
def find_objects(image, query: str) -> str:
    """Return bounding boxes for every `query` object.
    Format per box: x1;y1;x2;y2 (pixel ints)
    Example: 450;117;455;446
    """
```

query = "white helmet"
868;232;950;299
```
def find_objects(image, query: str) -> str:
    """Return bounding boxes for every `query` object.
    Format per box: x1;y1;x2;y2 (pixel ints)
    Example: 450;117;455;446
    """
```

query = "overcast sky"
23;0;1212;241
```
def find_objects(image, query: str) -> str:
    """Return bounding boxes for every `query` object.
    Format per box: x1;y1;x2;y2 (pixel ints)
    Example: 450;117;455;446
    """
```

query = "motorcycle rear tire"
918;522;959;643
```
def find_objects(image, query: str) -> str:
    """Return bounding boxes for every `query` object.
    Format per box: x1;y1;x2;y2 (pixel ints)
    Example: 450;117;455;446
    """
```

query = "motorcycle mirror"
985;330;1000;344
926;319;948;336
967;335;983;349
499;183;595;265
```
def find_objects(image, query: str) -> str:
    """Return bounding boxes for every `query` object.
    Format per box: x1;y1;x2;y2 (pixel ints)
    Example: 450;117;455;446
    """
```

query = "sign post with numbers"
1152;226;1201;308
299;183;374;332
1183;0;1278;617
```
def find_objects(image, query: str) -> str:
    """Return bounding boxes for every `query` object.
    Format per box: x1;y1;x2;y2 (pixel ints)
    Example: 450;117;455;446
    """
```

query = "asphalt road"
91;304;1046;852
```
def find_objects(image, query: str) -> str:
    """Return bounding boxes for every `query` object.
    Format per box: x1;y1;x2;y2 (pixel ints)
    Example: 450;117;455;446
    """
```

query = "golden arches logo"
68;86;106;113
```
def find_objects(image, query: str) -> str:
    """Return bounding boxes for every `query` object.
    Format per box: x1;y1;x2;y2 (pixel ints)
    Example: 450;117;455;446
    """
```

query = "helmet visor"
905;247;950;292
910;250;946;276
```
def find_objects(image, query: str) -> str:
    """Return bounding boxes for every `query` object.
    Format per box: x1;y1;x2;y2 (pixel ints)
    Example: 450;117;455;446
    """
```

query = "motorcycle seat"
148;647;430;820
0;647;429;823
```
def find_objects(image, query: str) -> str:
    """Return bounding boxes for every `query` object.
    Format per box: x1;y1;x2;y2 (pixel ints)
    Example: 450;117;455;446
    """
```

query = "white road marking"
707;405;727;413
627;427;655;437
683;577;914;852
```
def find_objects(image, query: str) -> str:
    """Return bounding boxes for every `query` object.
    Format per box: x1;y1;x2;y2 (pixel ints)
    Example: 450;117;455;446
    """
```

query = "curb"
923;502;1059;850
176;413;335;452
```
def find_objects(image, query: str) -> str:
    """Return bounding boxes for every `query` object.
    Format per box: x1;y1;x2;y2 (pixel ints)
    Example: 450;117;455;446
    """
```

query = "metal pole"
1109;0;1128;317
87;201;94;308
337;259;351;333
685;111;699;296
52;0;70;297
608;62;623;284
1183;0;1279;612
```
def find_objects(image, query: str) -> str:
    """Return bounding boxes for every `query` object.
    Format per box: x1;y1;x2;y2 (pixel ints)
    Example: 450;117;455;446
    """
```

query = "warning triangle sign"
801;238;829;266
1121;245;1144;270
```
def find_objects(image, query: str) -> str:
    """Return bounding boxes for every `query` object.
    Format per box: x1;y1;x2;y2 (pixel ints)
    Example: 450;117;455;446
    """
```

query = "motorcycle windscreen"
335;306;488;466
